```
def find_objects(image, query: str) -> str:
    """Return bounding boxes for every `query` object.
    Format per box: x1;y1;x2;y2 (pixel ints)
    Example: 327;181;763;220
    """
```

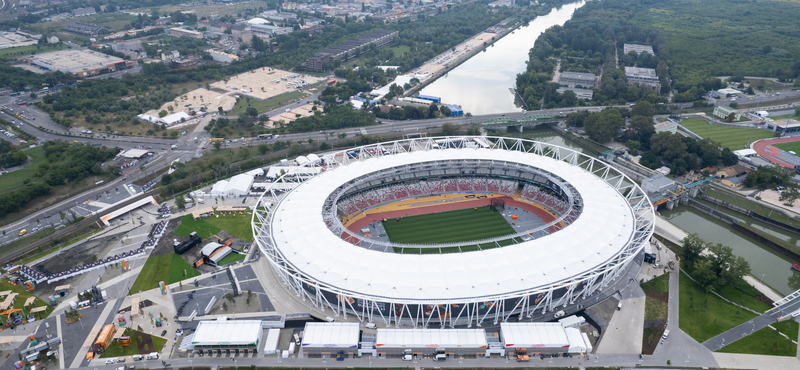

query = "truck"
94;324;116;351
170;145;178;150
515;348;529;362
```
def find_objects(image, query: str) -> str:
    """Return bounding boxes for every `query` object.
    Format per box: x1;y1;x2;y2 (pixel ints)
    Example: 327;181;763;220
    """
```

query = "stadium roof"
376;329;488;348
192;319;262;346
301;323;359;348
269;148;636;302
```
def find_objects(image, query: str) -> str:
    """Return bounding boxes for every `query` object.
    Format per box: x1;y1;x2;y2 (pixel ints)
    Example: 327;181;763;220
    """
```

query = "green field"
101;329;167;358
679;117;776;150
0;44;67;59
0;146;46;194
382;206;515;245
129;253;200;294
717;320;798;356
679;271;759;343
774;141;800;155
175;213;253;242
229;90;312;116
217;250;246;265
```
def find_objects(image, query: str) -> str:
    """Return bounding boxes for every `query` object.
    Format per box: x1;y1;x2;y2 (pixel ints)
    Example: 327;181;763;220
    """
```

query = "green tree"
246;107;258;118
585;109;623;143
693;259;717;290
682;233;706;263
159;110;168;118
780;187;800;206
650;132;687;161
631;101;654;117
175;196;186;209
441;123;461;136
213;141;222;150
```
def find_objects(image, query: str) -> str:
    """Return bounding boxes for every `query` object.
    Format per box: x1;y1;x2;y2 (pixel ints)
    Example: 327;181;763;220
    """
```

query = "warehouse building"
190;318;263;353
300;322;360;357
446;104;464;117
23;49;126;76
302;30;398;71
374;329;488;356
169;28;203;39
624;66;661;91
623;43;654;56
558;71;596;89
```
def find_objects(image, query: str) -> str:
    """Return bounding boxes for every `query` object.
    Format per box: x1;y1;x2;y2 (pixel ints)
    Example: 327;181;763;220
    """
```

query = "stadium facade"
253;137;655;328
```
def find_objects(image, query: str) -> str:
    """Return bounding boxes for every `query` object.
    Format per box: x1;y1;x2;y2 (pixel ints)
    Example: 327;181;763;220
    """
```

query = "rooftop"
192;318;263;346
27;49;124;72
624;66;657;79
623;43;654;55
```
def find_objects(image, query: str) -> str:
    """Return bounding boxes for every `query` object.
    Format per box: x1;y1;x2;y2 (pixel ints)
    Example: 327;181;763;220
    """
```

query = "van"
662;329;670;340
132;355;143;361
617;302;623;310
433;354;446;361
365;322;377;329
325;316;336;322
293;333;301;346
146;352;159;360
554;310;565;318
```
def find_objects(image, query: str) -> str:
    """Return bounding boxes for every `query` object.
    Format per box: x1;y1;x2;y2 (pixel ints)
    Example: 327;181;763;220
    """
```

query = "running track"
752;136;800;168
344;196;559;238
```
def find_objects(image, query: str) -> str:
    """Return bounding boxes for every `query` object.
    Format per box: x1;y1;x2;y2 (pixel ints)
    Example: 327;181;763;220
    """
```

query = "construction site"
144;88;238;118
209;67;326;101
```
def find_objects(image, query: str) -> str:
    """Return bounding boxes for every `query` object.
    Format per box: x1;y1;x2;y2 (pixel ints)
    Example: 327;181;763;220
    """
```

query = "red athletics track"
343;196;559;239
752;136;800;168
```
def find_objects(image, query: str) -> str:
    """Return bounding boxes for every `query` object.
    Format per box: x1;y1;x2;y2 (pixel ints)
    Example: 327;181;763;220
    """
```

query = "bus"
327;80;336;86
258;134;274;140
209;138;224;143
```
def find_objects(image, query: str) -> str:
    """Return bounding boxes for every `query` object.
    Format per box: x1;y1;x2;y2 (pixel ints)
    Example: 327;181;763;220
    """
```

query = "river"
418;1;587;115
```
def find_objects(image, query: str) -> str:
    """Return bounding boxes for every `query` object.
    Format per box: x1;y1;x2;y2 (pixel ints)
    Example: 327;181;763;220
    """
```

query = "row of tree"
682;233;751;292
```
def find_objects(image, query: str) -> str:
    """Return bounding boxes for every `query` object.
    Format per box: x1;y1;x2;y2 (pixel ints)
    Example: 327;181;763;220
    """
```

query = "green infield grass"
717;320;798;356
382;206;514;245
773;141;800;155
679;117;775;150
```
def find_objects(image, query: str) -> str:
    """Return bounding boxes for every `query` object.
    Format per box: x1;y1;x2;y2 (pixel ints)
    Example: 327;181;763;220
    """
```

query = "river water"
421;0;799;296
418;1;587;115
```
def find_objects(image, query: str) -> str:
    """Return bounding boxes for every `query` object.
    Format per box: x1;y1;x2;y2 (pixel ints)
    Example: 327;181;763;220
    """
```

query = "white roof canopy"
270;148;635;302
302;323;360;348
376;329;487;348
192;319;262;346
500;323;569;348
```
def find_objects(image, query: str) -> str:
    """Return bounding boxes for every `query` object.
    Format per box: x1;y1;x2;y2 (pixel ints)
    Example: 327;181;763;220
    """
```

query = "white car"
105;359;116;364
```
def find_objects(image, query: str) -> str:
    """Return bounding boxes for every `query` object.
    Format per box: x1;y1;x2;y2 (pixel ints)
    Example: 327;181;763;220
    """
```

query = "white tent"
376;329;487;349
500;323;569;349
223;173;255;196
565;328;586;353
162;112;192;125
301;323;359;349
210;180;229;196
192;318;263;347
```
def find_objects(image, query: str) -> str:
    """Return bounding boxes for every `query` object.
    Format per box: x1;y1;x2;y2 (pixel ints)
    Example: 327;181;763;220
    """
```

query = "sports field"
382;206;514;245
773;141;800;154
679;117;776;150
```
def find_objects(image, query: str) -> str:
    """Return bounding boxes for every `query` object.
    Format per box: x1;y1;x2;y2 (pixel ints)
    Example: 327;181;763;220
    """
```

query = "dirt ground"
210;289;262;314
32;229;128;299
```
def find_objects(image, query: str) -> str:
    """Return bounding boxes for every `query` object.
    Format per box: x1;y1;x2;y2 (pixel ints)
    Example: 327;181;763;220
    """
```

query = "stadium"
253;136;655;328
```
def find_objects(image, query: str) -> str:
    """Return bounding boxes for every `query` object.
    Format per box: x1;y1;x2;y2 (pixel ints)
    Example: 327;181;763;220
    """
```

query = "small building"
119;149;149;159
416;94;441;104
558;71;596;89
208;50;239;63
654;120;678;134
72;7;97;17
162;112;192;125
624;67;661;91
733;148;757;159
713;106;741;121
161;50;180;61
720;174;746;188
191;318;264;352
641;174;675;195
446;104;463;117
623;43;654;56
500;323;589;354
300;322;360;356
716;164;749;179
766;119;800;135
556;87;593;100
168;28;203;39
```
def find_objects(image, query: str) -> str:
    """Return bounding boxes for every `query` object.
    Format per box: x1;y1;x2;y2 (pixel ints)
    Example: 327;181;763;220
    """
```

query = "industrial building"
766;119;800;135
249;24;293;38
623;43;654;56
302;30;398;71
300;322;360;356
208;50;239;63
624;67;661;91
641;174;675;195
446;104;464;117
557;87;593;100
168;28;203;39
64;22;111;36
23;49;127;76
190;318;263;353
712;105;741;121
416;95;441;104
558;71;596;89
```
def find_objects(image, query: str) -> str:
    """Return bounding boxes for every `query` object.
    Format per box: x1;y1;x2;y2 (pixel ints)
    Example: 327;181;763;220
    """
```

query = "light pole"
760;274;765;285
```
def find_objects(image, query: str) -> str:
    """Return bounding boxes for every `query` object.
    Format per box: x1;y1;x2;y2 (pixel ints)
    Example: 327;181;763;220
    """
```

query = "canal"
418;1;587;115
661;202;800;296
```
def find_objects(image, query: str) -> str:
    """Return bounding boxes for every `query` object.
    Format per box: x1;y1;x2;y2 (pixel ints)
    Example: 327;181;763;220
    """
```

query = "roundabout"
253;136;655;327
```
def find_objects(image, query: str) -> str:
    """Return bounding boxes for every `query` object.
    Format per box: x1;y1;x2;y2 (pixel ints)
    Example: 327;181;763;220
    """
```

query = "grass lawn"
679;117;776;150
205;213;254;242
0;280;53;321
770;113;800;120
0;146;47;194
717;320;798;356
641;274;669;354
175;214;221;239
229;90;312;116
679;271;758;343
0;44;67;59
382;206;515;245
217;250;246;266
129;253;200;294
101;329;167;357
390;45;411;57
